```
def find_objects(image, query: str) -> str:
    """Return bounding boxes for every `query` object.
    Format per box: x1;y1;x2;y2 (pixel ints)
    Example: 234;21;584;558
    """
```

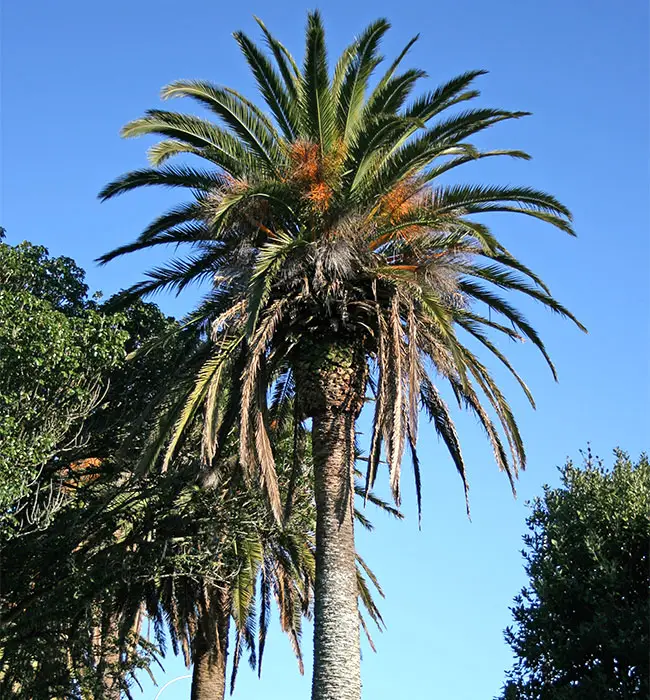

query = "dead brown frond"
239;299;288;520
407;302;422;444
272;564;304;674
388;296;405;504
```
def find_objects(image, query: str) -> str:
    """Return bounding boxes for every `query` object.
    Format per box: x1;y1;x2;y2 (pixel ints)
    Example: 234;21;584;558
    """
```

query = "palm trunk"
296;340;366;700
191;642;227;700
191;588;230;700
102;673;121;700
311;409;361;700
97;613;122;700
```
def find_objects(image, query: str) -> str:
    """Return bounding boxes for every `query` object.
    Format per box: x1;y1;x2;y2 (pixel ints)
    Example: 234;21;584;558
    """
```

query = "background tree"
99;12;583;699
0;235;127;512
497;449;649;700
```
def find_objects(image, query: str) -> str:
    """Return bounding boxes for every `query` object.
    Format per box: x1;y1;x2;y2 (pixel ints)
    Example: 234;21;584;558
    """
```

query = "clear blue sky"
2;1;648;698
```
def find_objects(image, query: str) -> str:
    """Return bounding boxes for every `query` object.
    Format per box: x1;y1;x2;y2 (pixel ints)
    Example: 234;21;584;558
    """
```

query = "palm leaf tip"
301;10;337;150
120;118;150;139
95;249;117;266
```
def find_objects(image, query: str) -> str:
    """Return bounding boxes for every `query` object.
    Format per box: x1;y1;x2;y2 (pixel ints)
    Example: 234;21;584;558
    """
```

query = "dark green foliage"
0;469;179;698
498;449;649;699
0;235;89;314
0;239;127;510
81;297;184;460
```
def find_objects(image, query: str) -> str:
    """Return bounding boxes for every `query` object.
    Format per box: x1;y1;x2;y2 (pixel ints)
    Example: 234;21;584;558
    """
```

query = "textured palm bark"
98;615;122;700
190;645;226;700
297;340;366;700
191;589;230;700
101;671;122;700
311;408;361;700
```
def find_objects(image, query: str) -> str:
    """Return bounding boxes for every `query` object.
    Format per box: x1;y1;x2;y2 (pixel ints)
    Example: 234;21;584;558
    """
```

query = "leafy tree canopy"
498;449;649;700
0;237;127;510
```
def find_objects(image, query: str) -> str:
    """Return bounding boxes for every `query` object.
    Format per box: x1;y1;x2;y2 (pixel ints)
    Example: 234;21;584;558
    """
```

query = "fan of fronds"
99;11;585;520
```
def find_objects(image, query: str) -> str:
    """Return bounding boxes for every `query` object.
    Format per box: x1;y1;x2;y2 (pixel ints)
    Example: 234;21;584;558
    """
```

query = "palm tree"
99;13;584;699
141;462;316;700
160;465;393;700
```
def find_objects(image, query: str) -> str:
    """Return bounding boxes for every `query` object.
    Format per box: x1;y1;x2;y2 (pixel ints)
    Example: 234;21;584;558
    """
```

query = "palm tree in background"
161;462;394;700
98;408;393;700
99;12;584;699
128;459;317;700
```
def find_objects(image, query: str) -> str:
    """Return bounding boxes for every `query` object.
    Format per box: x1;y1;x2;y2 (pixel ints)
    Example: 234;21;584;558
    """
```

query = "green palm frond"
300;11;336;150
433;183;573;222
336;19;390;143
366;68;427;118
364;34;421;113
462;347;526;474
234;31;298;140
459;279;560;379
161;345;232;471
146;139;200;166
161;80;282;171
419;375;468;512
460;262;586;329
356;554;385;652
456;315;535;407
449;371;514;491
107;250;225;306
97;222;212;265
357;110;529;197
484;248;553;294
254;16;301;100
257;561;272;676
421;148;531;183
124;110;251;155
231;536;264;629
401;69;488;124
131;202;206;243
99;166;228;201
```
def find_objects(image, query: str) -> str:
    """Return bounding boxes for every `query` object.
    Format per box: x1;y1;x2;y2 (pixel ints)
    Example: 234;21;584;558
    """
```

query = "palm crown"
100;12;584;522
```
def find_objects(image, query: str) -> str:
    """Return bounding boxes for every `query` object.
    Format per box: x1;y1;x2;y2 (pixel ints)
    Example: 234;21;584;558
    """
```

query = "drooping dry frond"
388;296;405;504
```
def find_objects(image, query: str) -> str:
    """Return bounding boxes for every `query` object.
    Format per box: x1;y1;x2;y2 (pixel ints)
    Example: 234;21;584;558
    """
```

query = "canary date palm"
100;12;584;699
